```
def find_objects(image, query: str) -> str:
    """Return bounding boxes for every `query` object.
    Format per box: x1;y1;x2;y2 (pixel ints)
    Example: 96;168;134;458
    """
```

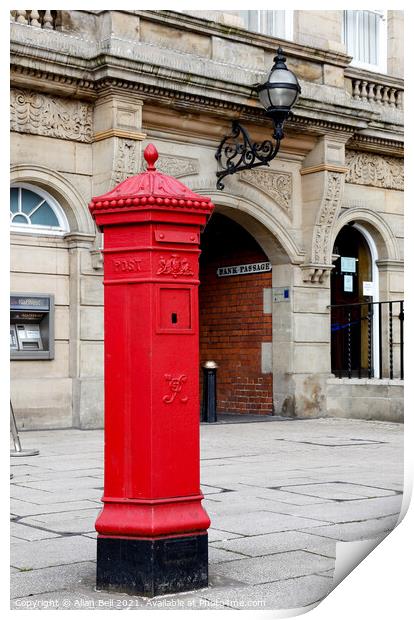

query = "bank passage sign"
217;262;272;277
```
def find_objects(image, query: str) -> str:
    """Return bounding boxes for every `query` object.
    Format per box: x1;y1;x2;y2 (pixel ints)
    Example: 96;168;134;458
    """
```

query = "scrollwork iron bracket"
215;119;285;190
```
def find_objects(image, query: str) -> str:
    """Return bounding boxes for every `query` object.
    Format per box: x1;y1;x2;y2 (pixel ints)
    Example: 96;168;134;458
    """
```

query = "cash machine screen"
10;294;53;359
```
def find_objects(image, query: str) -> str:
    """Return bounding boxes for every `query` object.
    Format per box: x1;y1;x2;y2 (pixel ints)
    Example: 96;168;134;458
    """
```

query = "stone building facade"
10;10;404;429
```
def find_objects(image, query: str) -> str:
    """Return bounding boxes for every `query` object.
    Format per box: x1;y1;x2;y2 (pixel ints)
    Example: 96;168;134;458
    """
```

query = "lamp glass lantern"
257;47;301;137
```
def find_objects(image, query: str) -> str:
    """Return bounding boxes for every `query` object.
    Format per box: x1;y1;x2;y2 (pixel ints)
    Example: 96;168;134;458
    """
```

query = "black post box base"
96;533;208;597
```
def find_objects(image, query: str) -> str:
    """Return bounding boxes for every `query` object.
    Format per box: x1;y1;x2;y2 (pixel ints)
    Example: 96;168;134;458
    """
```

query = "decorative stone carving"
301;170;345;284
312;173;343;265
111;139;139;185
10;89;92;143
345;150;404;190
141;153;199;179
300;264;333;284
240;169;292;213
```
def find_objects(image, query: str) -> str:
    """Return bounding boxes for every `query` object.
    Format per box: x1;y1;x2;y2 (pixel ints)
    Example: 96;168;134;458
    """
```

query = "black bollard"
201;361;218;423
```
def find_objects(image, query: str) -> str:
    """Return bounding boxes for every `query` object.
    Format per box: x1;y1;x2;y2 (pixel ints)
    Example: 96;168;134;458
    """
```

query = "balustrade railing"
10;10;58;29
345;69;404;110
329;300;404;380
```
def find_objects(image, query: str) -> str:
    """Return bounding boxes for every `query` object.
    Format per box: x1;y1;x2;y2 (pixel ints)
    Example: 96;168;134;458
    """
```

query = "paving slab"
210;510;332;536
300;514;399;542
254;489;338;505
11;522;61;542
10;535;96;570
208;546;246;564
22;508;100;526
19;477;102;492
10;561;96;599
205;528;242;543
212;550;334;585
278;482;399;500
10;499;100;518
211;531;337;559
270;493;403;524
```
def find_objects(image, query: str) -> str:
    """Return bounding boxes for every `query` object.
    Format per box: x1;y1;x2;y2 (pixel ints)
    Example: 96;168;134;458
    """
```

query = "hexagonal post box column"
89;144;214;597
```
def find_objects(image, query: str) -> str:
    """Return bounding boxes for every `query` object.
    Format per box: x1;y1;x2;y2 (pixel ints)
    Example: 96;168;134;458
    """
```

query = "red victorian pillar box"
89;145;214;597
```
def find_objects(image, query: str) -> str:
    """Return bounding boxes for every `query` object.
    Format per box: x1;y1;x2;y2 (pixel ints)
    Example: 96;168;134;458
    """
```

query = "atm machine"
10;293;54;360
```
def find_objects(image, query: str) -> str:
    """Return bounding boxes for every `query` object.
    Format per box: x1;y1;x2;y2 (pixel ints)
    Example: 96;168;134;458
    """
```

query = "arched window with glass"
10;184;69;235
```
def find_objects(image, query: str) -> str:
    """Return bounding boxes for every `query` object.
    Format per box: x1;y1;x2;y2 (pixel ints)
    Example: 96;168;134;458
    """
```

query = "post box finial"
144;144;158;171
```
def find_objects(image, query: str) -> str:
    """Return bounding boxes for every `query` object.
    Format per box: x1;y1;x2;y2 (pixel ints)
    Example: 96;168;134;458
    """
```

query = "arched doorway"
199;213;273;415
330;224;378;377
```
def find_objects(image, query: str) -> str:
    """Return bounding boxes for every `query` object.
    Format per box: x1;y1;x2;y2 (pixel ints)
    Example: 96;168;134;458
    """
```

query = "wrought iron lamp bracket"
215;118;288;190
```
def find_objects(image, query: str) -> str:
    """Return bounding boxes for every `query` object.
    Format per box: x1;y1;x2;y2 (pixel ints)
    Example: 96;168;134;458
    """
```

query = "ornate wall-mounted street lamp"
215;47;301;189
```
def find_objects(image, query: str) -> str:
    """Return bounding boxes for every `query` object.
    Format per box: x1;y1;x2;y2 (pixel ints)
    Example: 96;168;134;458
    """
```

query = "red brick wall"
199;214;273;415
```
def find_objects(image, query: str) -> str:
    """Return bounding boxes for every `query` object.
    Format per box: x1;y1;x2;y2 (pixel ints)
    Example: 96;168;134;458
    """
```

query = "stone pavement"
10;416;403;611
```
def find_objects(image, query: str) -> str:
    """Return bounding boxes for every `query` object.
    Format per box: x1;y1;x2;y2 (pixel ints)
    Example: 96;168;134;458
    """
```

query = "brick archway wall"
199;213;273;415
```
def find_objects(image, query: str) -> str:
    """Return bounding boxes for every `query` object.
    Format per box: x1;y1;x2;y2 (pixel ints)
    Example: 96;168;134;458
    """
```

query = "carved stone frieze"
111;139;139;185
10;88;92;143
345;150;404;190
240;169;292;214
141;153;199;178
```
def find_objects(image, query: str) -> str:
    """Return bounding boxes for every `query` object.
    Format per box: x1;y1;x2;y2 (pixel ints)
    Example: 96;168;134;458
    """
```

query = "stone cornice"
10;64;404;155
65;232;96;248
10;60;96;101
376;259;404;271
346;134;404;158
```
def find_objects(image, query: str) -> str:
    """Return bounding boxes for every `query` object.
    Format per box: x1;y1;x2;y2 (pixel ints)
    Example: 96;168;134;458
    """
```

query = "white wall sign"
217;262;271;277
363;281;374;296
344;275;353;292
341;257;357;273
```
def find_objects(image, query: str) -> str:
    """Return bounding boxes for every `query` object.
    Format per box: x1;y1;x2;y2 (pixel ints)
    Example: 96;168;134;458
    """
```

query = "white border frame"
10;182;69;236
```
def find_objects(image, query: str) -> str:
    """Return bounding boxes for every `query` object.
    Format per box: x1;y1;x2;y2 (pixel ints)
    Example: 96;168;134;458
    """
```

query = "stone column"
92;86;146;196
289;135;349;416
376;259;404;378
272;263;332;417
66;232;101;428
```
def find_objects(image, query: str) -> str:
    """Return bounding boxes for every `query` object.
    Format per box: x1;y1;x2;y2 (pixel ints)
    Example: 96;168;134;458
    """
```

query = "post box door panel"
157;286;194;333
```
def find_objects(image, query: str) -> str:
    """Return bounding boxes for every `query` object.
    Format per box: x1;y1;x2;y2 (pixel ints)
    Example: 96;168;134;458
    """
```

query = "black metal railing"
329;300;404;380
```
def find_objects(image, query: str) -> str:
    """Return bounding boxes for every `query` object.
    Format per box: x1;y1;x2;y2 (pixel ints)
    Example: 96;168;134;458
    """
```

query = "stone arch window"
10;184;69;235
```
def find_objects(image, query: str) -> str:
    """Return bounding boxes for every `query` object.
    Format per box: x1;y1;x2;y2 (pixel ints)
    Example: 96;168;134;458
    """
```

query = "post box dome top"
89;144;214;216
